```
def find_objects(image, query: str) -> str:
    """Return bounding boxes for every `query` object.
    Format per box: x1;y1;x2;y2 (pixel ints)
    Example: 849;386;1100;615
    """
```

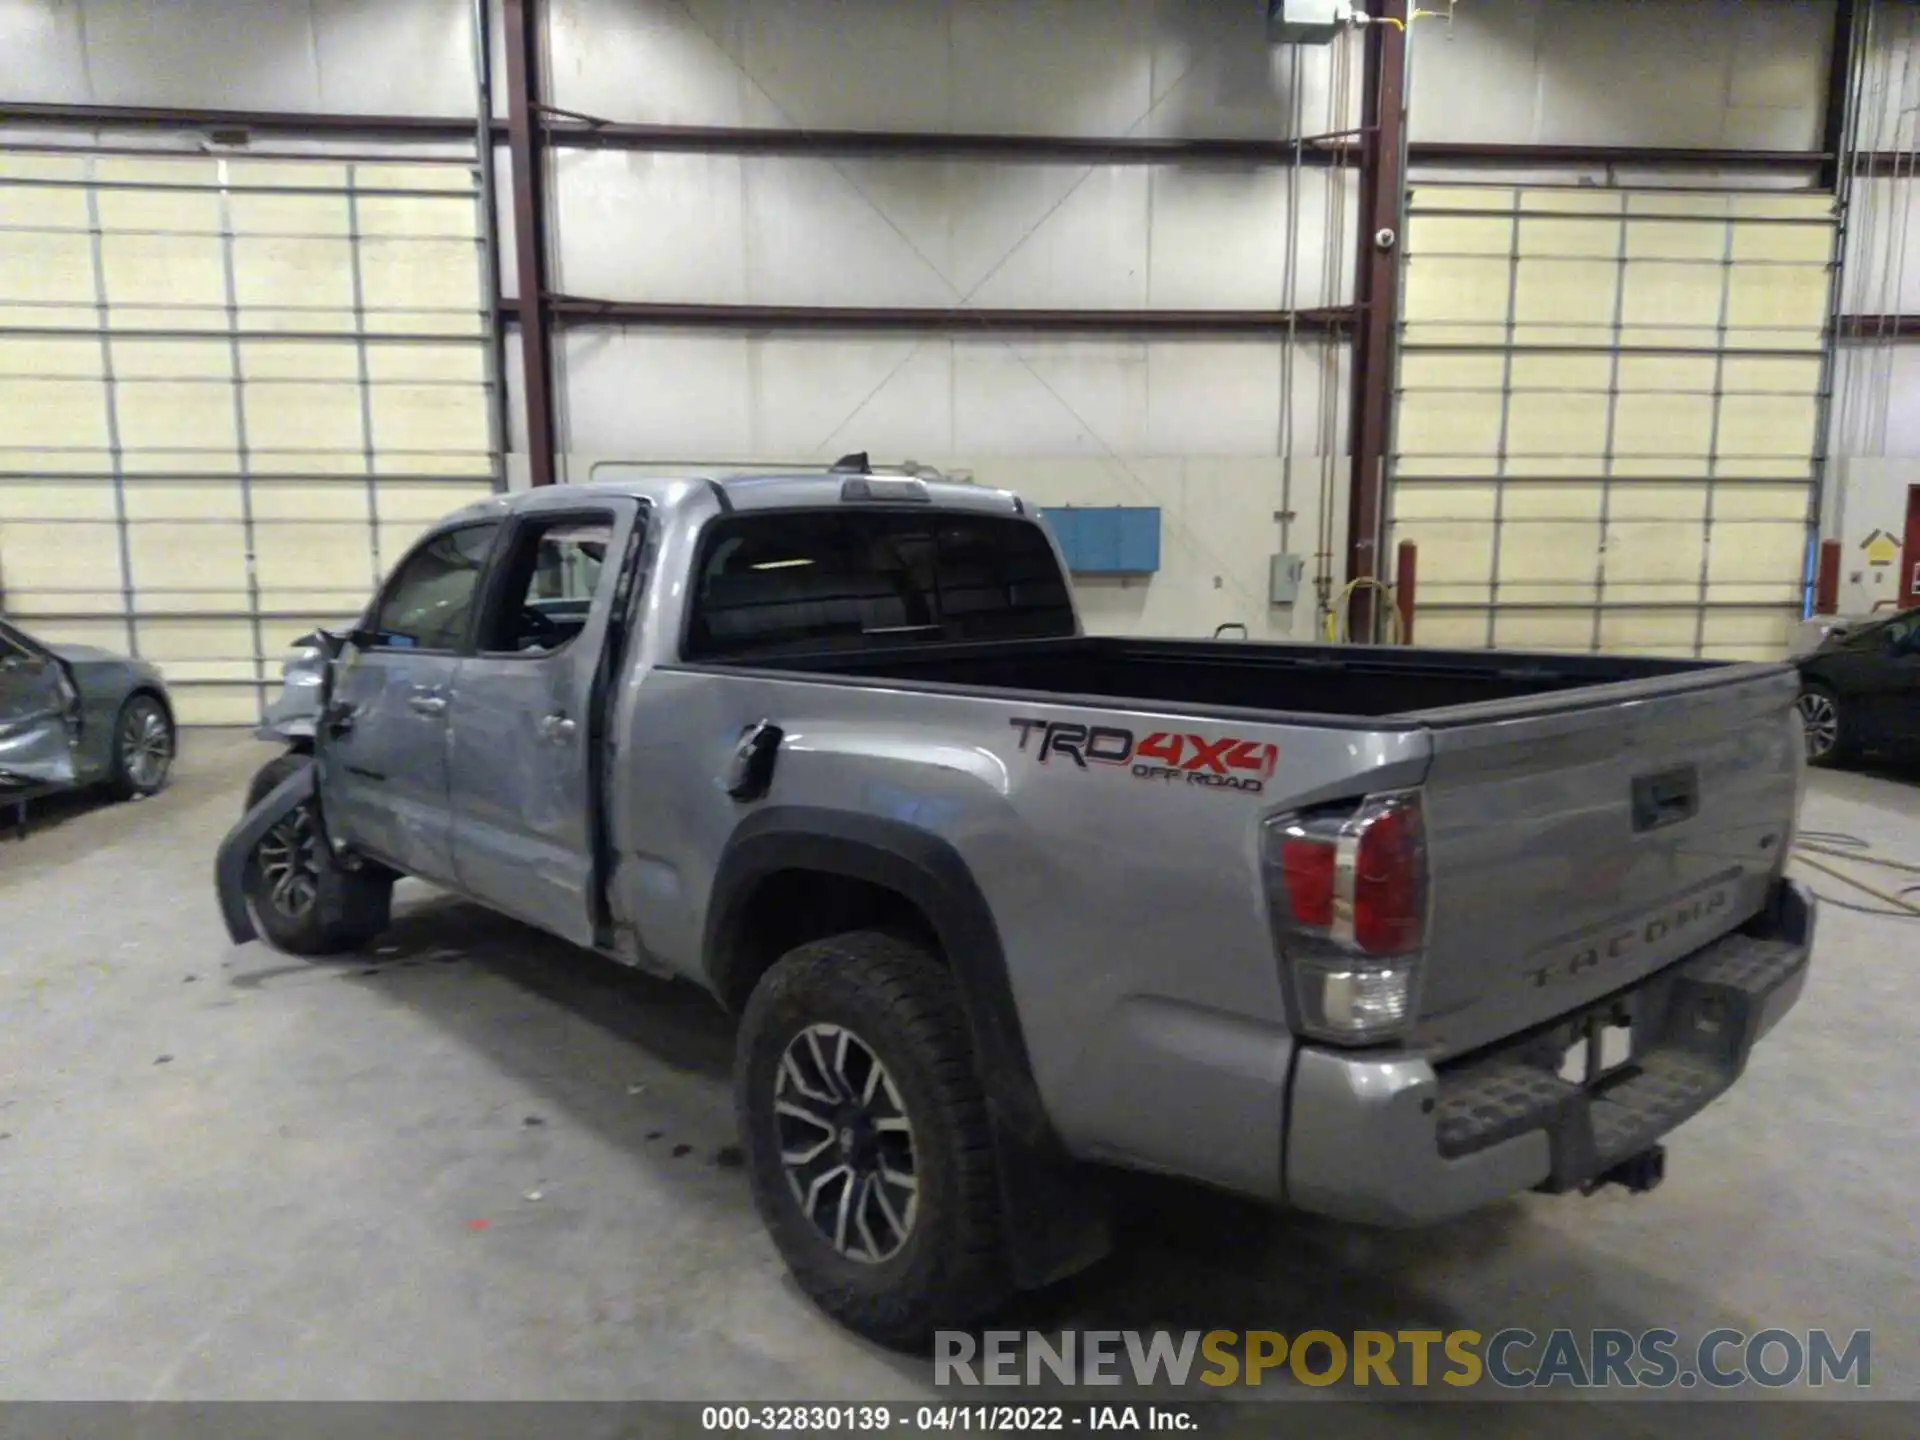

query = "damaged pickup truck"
216;462;1815;1349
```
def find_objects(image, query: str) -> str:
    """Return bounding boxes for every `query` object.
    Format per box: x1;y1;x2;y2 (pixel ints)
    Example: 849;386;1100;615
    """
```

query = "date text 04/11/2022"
699;1404;1198;1432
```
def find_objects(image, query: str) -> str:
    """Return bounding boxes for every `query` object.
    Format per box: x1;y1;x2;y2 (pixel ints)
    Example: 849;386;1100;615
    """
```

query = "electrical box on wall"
1037;507;1161;576
1268;0;1345;44
1269;552;1305;606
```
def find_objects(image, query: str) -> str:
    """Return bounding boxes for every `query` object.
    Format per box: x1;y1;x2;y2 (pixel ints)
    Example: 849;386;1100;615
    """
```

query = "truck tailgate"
1406;663;1803;1060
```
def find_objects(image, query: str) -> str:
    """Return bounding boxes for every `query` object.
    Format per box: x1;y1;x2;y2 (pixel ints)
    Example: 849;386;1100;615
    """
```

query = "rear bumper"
1283;879;1813;1227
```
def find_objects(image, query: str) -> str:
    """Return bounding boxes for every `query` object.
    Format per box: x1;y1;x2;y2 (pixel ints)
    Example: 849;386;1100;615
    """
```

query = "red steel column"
1348;0;1410;643
1395;539;1418;643
502;0;557;487
1814;539;1841;616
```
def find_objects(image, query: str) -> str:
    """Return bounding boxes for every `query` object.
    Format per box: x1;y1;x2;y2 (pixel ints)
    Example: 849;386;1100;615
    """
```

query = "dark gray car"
1795;607;1920;767
0;617;176;810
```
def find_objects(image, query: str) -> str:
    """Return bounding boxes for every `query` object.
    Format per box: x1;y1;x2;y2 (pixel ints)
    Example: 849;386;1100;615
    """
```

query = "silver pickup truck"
216;462;1814;1349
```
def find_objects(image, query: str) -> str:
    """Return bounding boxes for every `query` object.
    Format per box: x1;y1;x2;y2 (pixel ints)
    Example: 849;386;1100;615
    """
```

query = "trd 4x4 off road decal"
1007;717;1277;794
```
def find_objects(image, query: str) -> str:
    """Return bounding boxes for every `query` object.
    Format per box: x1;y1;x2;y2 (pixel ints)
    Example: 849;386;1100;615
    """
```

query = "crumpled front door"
0;645;78;787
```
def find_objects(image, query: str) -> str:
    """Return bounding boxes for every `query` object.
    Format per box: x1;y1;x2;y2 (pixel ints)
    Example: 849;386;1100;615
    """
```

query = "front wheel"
736;931;1012;1351
1797;685;1852;767
242;774;391;957
108;693;174;799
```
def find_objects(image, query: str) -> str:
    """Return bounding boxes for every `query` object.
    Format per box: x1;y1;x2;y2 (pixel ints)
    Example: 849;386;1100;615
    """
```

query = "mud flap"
214;761;317;945
990;1117;1114;1291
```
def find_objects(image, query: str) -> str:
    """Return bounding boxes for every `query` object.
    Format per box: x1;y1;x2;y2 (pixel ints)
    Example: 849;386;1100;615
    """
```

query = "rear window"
685;509;1075;661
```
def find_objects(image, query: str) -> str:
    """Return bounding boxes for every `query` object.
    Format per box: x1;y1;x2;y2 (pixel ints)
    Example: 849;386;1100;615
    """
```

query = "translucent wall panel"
0;150;497;723
1391;184;1835;659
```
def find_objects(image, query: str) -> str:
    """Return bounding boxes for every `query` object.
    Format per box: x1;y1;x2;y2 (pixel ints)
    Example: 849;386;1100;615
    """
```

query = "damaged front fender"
214;759;317;945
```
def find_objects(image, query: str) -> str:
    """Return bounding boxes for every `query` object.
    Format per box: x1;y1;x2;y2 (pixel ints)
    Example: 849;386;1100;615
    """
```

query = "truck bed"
678;631;1804;1067
705;633;1743;722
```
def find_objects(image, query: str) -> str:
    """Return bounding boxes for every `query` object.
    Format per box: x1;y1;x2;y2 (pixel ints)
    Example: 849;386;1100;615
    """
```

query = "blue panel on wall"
1038;506;1161;575
1117;507;1161;574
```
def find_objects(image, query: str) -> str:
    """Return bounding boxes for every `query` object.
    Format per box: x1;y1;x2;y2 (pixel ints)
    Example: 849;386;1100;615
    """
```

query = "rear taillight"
1262;790;1427;1045
1351;799;1424;954
1279;836;1336;928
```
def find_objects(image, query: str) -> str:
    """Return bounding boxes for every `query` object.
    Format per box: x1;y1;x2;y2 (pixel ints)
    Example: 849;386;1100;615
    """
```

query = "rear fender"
707;807;1112;1291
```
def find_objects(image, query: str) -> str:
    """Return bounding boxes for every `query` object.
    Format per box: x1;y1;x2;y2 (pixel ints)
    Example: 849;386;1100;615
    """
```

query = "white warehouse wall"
530;0;1365;641
1828;6;1920;617
519;335;1351;640
0;0;481;116
1409;0;1833;150
544;0;1362;138
10;0;1920;639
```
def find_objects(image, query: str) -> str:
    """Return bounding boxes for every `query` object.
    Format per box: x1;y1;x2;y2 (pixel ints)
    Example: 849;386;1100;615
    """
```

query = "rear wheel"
108;693;174;799
1797;685;1852;767
736;931;1011;1351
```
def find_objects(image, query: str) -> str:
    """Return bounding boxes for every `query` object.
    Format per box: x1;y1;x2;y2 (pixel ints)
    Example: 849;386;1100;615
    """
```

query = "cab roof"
441;462;1027;528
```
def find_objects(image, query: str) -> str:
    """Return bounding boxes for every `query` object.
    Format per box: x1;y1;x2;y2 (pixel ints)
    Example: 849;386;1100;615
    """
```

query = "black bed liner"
685;634;1743;722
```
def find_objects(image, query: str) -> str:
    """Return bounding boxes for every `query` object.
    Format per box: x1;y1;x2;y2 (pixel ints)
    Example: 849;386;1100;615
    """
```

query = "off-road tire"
736;930;1011;1351
241;754;390;956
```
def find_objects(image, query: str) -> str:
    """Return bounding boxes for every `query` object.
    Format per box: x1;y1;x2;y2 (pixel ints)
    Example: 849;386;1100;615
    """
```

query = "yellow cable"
1792;851;1920;917
1324;577;1405;645
1796;843;1920;876
1374;9;1446;30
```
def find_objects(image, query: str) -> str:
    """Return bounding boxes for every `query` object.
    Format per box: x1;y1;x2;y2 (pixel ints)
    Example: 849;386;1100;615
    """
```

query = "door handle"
407;693;448;717
538;712;577;743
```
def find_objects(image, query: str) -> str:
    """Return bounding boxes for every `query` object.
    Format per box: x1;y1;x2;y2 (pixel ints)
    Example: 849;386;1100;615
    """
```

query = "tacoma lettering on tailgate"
1520;868;1741;989
1007;717;1277;794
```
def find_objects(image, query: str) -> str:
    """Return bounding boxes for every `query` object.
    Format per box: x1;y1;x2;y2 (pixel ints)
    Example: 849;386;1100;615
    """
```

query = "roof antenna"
831;451;871;473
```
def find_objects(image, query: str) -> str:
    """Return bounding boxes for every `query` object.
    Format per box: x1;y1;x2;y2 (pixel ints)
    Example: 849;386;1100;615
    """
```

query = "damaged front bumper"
1283;878;1814;1227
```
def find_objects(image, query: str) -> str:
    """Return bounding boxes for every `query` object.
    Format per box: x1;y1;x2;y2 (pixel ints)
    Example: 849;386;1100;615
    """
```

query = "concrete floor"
2;733;1916;1424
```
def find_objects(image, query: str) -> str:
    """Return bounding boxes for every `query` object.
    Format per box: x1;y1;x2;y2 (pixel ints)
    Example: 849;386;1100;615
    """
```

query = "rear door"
448;499;642;944
0;622;78;787
1405;664;1804;1059
323;522;501;883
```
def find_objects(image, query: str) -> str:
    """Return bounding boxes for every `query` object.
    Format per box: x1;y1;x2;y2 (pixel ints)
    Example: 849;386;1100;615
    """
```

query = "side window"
476;514;617;655
366;523;500;652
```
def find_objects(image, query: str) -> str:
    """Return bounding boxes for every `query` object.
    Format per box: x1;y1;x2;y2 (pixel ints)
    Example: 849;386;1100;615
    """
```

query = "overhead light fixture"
751;558;814;570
